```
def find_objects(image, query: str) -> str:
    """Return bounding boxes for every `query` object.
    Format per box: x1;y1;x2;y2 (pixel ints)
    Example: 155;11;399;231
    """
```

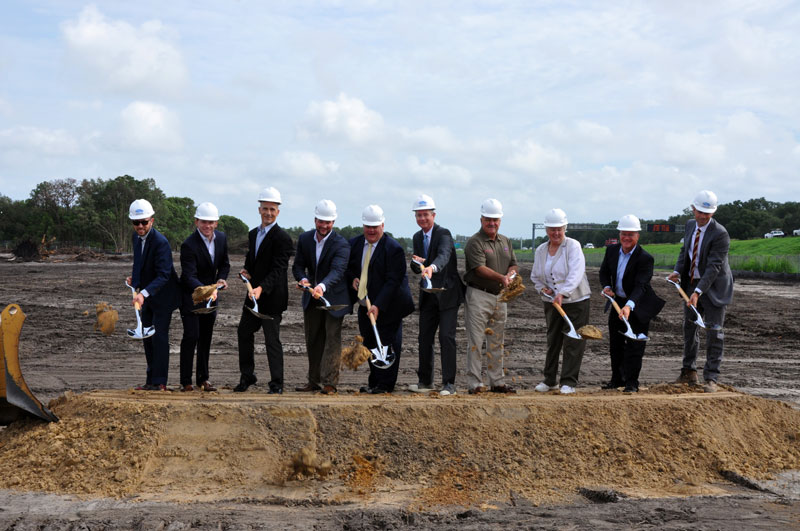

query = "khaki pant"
465;286;507;389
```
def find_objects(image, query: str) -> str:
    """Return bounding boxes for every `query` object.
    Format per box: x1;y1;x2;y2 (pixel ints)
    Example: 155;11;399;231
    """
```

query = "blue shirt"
616;246;636;309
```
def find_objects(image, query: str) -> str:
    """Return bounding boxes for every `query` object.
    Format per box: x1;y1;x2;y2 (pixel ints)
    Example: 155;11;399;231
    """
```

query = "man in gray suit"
667;190;734;393
408;194;465;396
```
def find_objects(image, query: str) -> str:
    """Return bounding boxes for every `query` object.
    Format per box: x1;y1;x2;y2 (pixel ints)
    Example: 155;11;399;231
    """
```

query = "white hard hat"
361;204;385;226
258;186;282;204
480;198;503;218
195;202;219;221
544;208;568;227
617;214;641;231
692;190;718;213
314;199;338;221
129;199;155;220
412;194;436;211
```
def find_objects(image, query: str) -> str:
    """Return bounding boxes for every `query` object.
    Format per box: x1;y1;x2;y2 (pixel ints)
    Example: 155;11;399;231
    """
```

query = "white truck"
764;229;785;238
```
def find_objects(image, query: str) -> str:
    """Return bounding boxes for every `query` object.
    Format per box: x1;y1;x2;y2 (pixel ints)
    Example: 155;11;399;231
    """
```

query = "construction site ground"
0;253;798;530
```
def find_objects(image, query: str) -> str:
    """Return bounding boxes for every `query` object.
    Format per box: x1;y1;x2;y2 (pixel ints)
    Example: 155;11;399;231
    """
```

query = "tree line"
1;176;798;252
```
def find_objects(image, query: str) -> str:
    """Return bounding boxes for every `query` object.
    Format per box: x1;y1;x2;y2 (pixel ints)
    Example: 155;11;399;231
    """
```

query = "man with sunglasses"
126;199;180;391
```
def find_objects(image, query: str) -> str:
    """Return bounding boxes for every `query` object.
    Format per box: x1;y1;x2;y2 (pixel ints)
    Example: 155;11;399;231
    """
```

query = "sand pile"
0;389;798;507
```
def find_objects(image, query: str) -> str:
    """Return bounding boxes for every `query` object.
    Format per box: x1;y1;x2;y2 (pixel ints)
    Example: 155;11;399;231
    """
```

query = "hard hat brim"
692;203;717;214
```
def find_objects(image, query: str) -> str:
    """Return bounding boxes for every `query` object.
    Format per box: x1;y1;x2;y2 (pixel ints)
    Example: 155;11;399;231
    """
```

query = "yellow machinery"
0;304;58;424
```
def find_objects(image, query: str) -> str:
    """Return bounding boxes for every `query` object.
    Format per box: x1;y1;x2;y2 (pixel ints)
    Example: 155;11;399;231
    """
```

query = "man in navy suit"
346;204;414;393
126;199;180;391
178;202;230;392
599;215;665;393
408;194;464;396
292;199;351;394
668;190;734;393
234;187;294;394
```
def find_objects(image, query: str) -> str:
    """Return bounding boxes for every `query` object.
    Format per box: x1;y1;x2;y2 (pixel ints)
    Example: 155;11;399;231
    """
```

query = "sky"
1;1;799;239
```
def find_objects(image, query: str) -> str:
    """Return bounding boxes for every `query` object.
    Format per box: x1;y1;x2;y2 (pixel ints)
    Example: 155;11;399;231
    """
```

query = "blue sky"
1;1;799;238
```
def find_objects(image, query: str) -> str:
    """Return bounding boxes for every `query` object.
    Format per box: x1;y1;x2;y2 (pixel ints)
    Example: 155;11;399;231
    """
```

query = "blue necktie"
423;234;429;258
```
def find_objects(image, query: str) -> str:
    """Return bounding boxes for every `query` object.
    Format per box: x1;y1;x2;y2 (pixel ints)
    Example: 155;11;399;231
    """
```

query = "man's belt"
467;282;500;295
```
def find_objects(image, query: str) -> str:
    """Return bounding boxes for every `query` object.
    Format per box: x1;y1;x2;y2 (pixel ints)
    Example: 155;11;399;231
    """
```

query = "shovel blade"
246;305;272;320
422;287;446;293
370;346;395;369
192;306;217;314
316;304;347;312
619;330;649;342
563;330;582;340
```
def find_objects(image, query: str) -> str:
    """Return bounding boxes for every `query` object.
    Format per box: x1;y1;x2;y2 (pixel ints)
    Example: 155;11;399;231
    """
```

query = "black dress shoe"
359;386;372;393
233;382;251;393
268;387;283;394
623;385;638;393
602;381;623;390
369;387;389;394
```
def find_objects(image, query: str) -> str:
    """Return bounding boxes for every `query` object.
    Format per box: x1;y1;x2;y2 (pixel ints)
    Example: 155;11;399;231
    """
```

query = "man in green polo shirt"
463;198;519;394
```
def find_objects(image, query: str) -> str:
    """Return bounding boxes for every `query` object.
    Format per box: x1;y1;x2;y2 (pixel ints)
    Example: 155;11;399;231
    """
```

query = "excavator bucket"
0;304;59;425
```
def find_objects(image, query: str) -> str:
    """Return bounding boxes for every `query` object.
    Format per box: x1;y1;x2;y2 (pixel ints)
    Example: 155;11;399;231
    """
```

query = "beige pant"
465;286;507;389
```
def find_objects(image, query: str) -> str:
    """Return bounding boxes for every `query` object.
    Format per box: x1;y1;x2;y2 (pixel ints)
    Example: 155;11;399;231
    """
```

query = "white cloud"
300;93;385;144
506;140;571;174
61;5;187;96
399;125;462;152
0;126;79;156
281;150;339;177
120;101;182;152
662;131;726;167
725;111;764;138
0;96;11;116
406;156;471;187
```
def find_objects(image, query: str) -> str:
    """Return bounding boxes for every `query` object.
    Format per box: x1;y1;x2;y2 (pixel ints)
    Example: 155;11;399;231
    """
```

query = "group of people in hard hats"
125;187;732;395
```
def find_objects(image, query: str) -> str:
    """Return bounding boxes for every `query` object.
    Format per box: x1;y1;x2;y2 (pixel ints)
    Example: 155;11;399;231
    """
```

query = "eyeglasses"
132;219;150;226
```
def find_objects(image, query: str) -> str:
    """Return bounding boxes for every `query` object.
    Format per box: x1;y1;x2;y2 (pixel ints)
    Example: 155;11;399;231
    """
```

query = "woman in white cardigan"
530;208;591;394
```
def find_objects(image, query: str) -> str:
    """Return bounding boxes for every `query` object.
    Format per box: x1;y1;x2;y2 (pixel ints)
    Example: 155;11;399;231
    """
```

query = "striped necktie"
688;228;701;280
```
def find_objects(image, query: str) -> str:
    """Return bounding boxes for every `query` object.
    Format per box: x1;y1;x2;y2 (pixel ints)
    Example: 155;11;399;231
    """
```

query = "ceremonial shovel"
665;278;709;329
602;292;648;341
192;284;225;314
362;297;396;370
239;273;272;320
542;292;582;340
298;284;347;311
125;281;155;339
411;258;445;293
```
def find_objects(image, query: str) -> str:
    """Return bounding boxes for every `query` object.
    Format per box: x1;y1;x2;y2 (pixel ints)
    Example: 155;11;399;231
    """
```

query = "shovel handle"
364;297;378;326
133;301;141;311
240;274;255;296
552;301;568;318
605;294;624;316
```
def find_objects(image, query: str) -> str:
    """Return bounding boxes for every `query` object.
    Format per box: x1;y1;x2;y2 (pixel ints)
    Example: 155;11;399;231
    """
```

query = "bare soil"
0;253;799;530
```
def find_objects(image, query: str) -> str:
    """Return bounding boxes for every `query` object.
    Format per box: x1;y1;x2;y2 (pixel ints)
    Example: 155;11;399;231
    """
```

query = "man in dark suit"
126;199;180;391
408;194;464;396
668;190;734;393
292;199;351;395
599;215;666;393
178;202;230;392
234;187;294;394
346;204;414;393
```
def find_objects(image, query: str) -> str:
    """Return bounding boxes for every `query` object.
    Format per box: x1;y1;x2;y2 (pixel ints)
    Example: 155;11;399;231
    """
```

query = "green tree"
157;196;195;249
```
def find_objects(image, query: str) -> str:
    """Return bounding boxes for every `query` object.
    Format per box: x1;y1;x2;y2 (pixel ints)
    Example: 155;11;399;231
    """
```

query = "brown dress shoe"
490;385;517;394
180;384;194;392
295;383;322;392
321;385;337;395
200;381;217;392
469;385;487;395
675;368;698;385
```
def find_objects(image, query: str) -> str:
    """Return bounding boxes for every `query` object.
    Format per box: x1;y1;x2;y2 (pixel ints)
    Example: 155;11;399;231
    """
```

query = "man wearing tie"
126;199;180;391
599;215;665;393
408;194;464;396
667;190;734;393
346;204;414;394
178;202;230;392
234;187;294;394
292;199;351;395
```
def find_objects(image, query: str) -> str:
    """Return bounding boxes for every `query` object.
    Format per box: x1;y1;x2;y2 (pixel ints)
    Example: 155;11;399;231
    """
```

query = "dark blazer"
409;224;464;310
599;243;665;322
131;227;180;311
179;229;231;311
674;218;734;307
243;224;294;315
292;229;351;318
346;233;414;324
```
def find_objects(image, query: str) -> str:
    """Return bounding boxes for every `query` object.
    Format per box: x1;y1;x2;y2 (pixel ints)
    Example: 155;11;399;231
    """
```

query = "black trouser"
607;296;649;389
303;304;343;387
237;308;283;390
417;293;459;387
140;303;174;386
358;306;403;392
179;309;216;386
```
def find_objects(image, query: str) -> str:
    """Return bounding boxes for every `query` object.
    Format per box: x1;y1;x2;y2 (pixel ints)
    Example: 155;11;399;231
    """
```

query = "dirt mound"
0;389;798;508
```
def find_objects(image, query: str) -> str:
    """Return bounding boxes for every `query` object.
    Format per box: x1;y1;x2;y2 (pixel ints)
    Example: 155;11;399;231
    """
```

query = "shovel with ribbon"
298;283;347;312
362;297;396;369
125;280;155;339
602;292;649;342
239;273;272;320
665;278;707;329
411;258;446;293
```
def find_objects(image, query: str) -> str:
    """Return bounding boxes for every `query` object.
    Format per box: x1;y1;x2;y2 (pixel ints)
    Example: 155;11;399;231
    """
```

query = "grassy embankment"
513;237;800;273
